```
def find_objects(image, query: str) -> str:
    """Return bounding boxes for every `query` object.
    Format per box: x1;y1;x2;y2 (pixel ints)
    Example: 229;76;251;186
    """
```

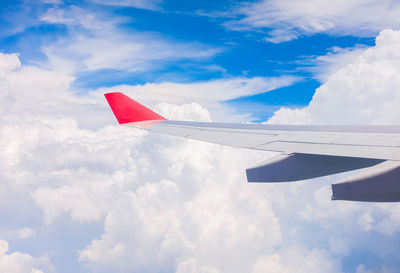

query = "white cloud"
328;237;350;257
16;228;36;239
356;264;398;273
176;258;219;273
0;53;21;75
39;6;219;74
77;142;280;272
2;27;400;273
262;30;400;270
0;239;52;273
268;29;400;125
228;0;400;43
1;50;299;126
155;103;212;122
0;52;282;272
96;76;301;104
0;53;20;116
252;254;287;273
298;45;368;83
251;248;342;273
92;75;301;122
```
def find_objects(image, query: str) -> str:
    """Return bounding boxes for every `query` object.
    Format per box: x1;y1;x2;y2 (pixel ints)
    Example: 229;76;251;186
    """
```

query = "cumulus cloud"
0;239;52;273
262;29;400;271
155;103;212;122
2;30;400;273
227;0;400;43
0;53;19;116
23;118;277;272
268;29;400;125
0;53;21;75
0;51;282;272
77;150;281;272
176;258;219;273
251;248;342;273
298;45;368;83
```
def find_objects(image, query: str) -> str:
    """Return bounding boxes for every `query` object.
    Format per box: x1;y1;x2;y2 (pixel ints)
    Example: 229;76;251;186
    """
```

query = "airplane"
104;92;400;202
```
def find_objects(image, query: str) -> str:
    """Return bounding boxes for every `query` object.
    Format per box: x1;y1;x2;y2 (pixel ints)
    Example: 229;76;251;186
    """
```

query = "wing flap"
246;153;384;182
332;161;400;202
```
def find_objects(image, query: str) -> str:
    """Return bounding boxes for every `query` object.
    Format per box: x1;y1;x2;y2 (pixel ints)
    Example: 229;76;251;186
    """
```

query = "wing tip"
104;92;166;124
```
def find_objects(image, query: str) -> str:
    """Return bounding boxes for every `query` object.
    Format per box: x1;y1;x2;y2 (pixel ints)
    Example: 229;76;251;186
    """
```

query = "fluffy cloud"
155;103;212;122
176;258;219;273
78;144;280;272
268;29;400;125
0;51;282;272
0;53;21;75
228;0;400;43
298;45;368;83
0;239;52;273
2;30;400;273
266;30;400;243
263;28;400;271
251;249;342;273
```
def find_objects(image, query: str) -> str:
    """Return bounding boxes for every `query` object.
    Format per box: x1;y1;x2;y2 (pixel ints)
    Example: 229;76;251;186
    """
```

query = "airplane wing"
105;92;400;202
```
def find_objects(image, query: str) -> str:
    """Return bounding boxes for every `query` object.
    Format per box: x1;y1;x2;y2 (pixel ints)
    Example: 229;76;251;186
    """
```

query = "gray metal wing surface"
105;92;400;202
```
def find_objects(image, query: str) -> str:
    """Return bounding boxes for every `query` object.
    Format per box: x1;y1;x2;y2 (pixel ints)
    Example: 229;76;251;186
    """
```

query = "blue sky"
0;0;376;121
1;1;400;273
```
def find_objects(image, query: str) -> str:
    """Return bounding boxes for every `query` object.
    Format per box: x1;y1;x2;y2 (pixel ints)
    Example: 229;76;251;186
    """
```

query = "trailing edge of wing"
246;153;384;182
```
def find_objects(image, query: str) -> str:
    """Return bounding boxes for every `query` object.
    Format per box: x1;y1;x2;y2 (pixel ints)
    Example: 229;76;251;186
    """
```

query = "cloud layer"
1;29;400;273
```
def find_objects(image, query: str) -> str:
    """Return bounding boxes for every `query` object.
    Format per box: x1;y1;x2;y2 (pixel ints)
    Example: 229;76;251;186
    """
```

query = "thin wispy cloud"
89;0;163;11
224;0;400;43
39;6;219;75
296;45;369;83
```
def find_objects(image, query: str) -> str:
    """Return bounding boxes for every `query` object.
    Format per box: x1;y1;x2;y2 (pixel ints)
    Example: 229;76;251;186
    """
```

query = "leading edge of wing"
104;92;400;134
105;92;400;202
104;92;400;161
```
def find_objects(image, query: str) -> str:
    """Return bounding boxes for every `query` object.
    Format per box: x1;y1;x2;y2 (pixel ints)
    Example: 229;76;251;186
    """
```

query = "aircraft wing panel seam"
105;92;400;202
151;123;400;148
153;123;279;136
255;140;400;149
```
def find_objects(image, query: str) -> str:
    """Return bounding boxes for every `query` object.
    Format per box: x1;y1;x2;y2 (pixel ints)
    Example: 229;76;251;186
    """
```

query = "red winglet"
104;92;166;124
